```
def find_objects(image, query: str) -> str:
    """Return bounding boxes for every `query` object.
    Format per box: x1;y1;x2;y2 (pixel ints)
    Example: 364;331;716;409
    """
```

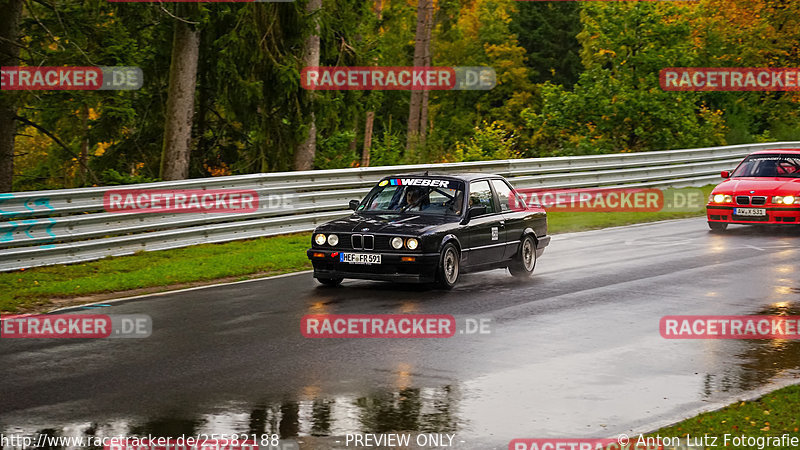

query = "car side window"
469;180;496;215
490;179;521;212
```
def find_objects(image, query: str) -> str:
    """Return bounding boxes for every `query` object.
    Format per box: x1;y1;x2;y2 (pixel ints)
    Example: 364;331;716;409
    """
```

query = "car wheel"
708;222;728;232
316;277;343;286
435;243;460;289
508;235;537;278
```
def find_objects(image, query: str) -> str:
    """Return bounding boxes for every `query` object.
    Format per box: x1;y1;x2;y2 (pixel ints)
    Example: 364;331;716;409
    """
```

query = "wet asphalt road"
2;217;800;449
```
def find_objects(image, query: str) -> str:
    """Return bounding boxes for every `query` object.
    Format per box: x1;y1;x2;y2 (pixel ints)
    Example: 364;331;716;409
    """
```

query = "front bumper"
706;205;800;225
307;249;440;283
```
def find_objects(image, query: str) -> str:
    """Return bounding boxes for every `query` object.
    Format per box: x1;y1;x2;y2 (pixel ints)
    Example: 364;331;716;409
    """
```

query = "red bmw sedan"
707;149;800;231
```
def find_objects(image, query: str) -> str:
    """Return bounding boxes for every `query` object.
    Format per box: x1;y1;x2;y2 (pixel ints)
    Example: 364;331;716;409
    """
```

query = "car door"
464;180;506;267
491;178;526;260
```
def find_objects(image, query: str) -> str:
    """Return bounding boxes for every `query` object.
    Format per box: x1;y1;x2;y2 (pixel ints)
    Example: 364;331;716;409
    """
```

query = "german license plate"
734;208;766;216
339;252;381;265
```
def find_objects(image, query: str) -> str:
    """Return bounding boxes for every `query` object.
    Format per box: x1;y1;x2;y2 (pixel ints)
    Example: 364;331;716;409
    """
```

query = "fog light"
401;256;416;262
312;252;325;258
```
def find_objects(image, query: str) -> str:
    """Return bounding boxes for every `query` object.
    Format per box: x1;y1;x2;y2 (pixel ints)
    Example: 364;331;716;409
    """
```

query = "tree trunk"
406;0;433;154
160;5;201;181
294;0;322;171
349;114;358;164
0;0;23;192
362;111;374;167
361;0;382;169
79;103;89;186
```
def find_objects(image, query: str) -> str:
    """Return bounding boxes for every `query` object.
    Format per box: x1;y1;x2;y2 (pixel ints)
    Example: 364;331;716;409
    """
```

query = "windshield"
732;154;800;178
359;177;466;215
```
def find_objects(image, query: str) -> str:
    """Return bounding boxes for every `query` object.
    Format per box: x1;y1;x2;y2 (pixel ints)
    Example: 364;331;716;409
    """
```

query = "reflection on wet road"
2;218;800;449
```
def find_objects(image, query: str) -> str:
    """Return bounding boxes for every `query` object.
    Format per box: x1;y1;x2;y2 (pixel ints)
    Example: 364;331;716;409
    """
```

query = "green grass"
0;233;312;312
546;185;714;233
0;186;714;313
646;384;800;450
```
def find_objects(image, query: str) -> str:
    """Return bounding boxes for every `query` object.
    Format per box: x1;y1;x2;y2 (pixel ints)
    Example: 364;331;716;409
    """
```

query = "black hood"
318;213;457;234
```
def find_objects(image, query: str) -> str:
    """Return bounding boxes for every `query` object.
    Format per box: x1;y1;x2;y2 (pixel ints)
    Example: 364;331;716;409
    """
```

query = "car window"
732;154;800;178
490;179;523;212
469;180;496;215
367;185;403;210
361;178;465;215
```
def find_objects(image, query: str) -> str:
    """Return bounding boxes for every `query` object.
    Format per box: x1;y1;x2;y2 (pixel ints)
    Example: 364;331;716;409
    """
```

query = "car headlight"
327;234;339;246
314;234;327;245
391;237;404;249
771;195;797;205
712;194;732;203
406;238;419;250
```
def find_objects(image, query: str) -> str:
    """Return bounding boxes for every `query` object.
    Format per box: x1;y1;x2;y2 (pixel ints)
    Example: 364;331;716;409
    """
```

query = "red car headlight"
710;194;732;203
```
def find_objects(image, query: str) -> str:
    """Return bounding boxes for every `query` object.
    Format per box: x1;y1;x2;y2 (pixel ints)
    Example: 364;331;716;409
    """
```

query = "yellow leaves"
597;49;617;58
94;142;112;157
47;36;61;51
88;108;99;121
204;162;232;177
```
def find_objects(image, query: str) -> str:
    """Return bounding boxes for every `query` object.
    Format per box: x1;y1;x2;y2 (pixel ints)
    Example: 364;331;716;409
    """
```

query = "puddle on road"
702;302;800;397
1;387;461;448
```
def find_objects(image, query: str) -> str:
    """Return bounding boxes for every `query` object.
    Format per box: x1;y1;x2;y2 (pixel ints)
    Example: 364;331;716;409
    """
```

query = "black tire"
316;277;343;286
435;243;460;289
708;222;728;232
508;235;537;278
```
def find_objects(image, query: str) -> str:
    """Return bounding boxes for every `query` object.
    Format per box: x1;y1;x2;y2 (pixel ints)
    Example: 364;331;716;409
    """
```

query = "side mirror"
467;205;487;219
721;170;730;178
349;199;360;210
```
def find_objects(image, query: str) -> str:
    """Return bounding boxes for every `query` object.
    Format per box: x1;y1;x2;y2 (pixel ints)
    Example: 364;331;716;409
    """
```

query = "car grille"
319;233;394;251
735;195;766;206
351;234;375;250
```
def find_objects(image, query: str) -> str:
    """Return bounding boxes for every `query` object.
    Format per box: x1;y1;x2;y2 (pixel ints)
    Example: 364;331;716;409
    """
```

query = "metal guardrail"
1;141;797;272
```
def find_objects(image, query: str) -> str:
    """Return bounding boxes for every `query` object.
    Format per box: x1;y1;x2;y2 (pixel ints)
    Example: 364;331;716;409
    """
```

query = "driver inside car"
402;187;430;211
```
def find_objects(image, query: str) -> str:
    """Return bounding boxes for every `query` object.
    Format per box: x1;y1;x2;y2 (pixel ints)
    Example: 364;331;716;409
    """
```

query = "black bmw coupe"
307;173;550;289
